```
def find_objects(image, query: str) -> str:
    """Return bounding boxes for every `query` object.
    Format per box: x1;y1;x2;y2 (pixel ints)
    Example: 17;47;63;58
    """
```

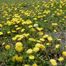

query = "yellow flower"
52;23;58;26
7;21;12;26
36;40;41;43
30;28;36;31
16;56;23;62
29;38;36;42
15;42;23;47
35;43;41;48
15;42;23;52
36;27;43;31
7;31;11;34
40;45;46;50
35;43;45;50
23;33;29;37
46;43;51;46
12;30;16;33
0;32;3;35
16;27;21;30
32;63;38;66
24;64;30;66
12;55;18;62
33;24;38;27
58;57;64;62
28;25;33;28
17;35;24;40
12;55;23;62
38;32;44;36
0;24;3;27
15;25;18;27
56;12;62;16
33;18;37;20
43;10;50;14
53;30;57;32
11;17;21;24
39;38;45;41
47;36;53;42
50;59;57;66
26;49;33;54
12;35;22;41
55;44;60;49
26;19;32;25
64;16;66;18
5;45;10;50
33;47;40;52
15;46;23;52
21;28;25;32
43;34;48;38
29;55;35;60
62;51;66;57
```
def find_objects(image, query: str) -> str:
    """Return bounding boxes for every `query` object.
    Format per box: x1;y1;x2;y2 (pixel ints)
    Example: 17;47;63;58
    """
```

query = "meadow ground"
0;0;66;66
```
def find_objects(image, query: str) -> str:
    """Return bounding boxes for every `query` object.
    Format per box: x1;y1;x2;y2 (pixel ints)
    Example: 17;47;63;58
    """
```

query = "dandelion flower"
50;59;57;66
5;45;10;50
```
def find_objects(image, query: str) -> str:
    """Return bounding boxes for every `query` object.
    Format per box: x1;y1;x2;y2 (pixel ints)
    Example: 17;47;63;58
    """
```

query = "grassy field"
0;0;66;66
